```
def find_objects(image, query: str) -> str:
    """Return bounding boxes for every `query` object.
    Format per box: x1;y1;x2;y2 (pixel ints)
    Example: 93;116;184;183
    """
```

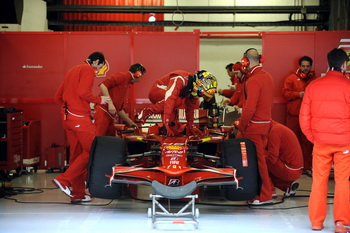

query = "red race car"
87;122;259;203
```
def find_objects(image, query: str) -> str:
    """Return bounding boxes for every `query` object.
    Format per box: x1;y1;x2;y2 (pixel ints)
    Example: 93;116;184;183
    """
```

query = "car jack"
148;194;199;229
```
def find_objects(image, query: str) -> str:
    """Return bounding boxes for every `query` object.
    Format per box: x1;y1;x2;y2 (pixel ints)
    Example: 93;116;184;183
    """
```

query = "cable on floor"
1;186;114;206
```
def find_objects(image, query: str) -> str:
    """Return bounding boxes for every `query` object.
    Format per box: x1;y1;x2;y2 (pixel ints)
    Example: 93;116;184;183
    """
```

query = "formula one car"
87;122;259;203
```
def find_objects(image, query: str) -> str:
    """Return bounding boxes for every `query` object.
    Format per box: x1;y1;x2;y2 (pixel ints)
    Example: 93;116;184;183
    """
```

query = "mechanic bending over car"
53;52;111;203
138;70;217;136
265;121;303;198
94;63;146;136
234;48;275;205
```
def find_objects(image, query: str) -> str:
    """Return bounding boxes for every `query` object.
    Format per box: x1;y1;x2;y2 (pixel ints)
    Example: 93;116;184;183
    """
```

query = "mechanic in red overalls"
266;121;303;197
299;48;350;233
282;56;316;175
218;63;239;98
235;48;275;205
53;52;111;203
94;63;146;136
222;62;245;113
138;70;217;136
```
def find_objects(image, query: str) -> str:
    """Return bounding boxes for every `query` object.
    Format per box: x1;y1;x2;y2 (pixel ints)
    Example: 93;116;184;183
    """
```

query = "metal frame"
148;194;199;229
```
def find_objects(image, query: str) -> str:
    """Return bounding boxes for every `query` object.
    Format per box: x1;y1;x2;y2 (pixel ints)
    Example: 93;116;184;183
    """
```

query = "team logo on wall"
96;59;110;77
22;64;43;69
338;39;350;67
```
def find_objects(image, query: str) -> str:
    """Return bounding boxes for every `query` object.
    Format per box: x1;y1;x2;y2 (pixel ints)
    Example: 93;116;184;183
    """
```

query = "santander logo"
22;64;43;69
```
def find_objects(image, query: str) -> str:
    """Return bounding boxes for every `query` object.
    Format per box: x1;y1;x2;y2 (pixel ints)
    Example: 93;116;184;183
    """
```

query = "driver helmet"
192;70;217;101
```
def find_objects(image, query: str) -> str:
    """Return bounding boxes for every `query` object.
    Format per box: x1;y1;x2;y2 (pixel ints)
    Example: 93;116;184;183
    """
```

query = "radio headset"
133;63;145;79
240;48;264;73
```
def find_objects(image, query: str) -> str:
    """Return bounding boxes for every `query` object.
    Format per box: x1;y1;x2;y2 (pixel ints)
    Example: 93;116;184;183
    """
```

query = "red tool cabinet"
0;110;23;177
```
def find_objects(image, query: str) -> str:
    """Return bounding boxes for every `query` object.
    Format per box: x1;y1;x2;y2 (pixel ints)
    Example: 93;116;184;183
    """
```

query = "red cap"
232;63;242;71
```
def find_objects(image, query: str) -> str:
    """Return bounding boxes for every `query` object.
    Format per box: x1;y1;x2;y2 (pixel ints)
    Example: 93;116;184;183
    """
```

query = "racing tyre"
221;138;259;201
87;136;126;199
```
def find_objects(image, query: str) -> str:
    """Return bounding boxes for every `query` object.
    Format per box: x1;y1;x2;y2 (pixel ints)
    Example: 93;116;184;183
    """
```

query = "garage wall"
263;31;350;124
0;30;349;169
0;31;199;168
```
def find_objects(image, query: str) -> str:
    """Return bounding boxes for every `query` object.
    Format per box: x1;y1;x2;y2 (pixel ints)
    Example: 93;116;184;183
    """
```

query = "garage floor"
0;171;337;233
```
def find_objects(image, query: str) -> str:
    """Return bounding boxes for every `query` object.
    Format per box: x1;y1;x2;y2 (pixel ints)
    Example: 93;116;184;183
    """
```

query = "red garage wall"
0;31;200;168
262;31;350;124
1;30;349;169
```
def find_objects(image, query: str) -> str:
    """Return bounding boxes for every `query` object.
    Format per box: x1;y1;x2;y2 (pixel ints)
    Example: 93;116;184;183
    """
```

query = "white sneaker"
71;195;93;203
284;181;299;197
247;199;273;205
53;179;73;198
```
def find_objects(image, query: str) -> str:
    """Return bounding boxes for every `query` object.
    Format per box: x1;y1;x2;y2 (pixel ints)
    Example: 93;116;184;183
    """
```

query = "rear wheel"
87;136;126;199
221;138;259;201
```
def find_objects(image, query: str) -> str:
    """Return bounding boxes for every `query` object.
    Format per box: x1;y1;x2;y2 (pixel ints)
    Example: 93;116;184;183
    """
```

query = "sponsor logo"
165;154;183;157
165;150;184;154
165;145;184;150
170;157;179;160
338;39;350;66
170;161;179;165
168;179;180;186
96;60;110;77
22;65;43;69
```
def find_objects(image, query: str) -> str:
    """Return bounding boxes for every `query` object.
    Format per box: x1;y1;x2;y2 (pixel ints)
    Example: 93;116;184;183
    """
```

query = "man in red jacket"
266;121;303;197
138;70;217;136
94;63;146;136
282;56;316;176
53;52;111;203
222;62;245;113
218;63;238;98
235;48;274;205
300;48;350;233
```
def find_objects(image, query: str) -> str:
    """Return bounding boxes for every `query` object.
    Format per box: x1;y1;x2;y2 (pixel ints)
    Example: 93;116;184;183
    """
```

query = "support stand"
148;194;199;229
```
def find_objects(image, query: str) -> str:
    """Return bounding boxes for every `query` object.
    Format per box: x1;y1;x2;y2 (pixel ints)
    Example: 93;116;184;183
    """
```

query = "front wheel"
87;136;126;199
221;138;259;201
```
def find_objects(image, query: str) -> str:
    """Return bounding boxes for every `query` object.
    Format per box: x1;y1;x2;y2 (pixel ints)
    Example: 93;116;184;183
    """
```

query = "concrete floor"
0;171;337;233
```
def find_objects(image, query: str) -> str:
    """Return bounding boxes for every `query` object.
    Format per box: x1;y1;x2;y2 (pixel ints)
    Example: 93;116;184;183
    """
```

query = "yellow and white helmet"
192;70;217;101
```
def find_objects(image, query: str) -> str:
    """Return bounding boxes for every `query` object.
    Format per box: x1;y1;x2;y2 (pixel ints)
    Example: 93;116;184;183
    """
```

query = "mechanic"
138;70;217;136
53;52;111;203
235;48;275;205
265;120;303;198
299;48;350;233
282;56;316;176
222;62;245;114
218;63;238;98
94;63;146;136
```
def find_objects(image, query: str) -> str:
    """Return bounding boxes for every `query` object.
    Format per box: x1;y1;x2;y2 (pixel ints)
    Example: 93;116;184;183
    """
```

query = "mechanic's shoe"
303;169;312;177
138;108;153;124
247;199;273;205
53;178;73;198
284;181;299;197
272;188;277;199
71;194;93;204
334;222;350;233
312;225;324;231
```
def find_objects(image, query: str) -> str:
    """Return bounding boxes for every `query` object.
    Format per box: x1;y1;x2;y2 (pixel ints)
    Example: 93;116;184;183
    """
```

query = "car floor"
0;171;337;233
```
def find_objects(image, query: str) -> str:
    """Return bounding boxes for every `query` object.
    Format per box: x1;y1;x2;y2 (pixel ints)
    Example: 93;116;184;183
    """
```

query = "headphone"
296;68;315;79
132;63;145;79
240;48;264;73
134;70;142;78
